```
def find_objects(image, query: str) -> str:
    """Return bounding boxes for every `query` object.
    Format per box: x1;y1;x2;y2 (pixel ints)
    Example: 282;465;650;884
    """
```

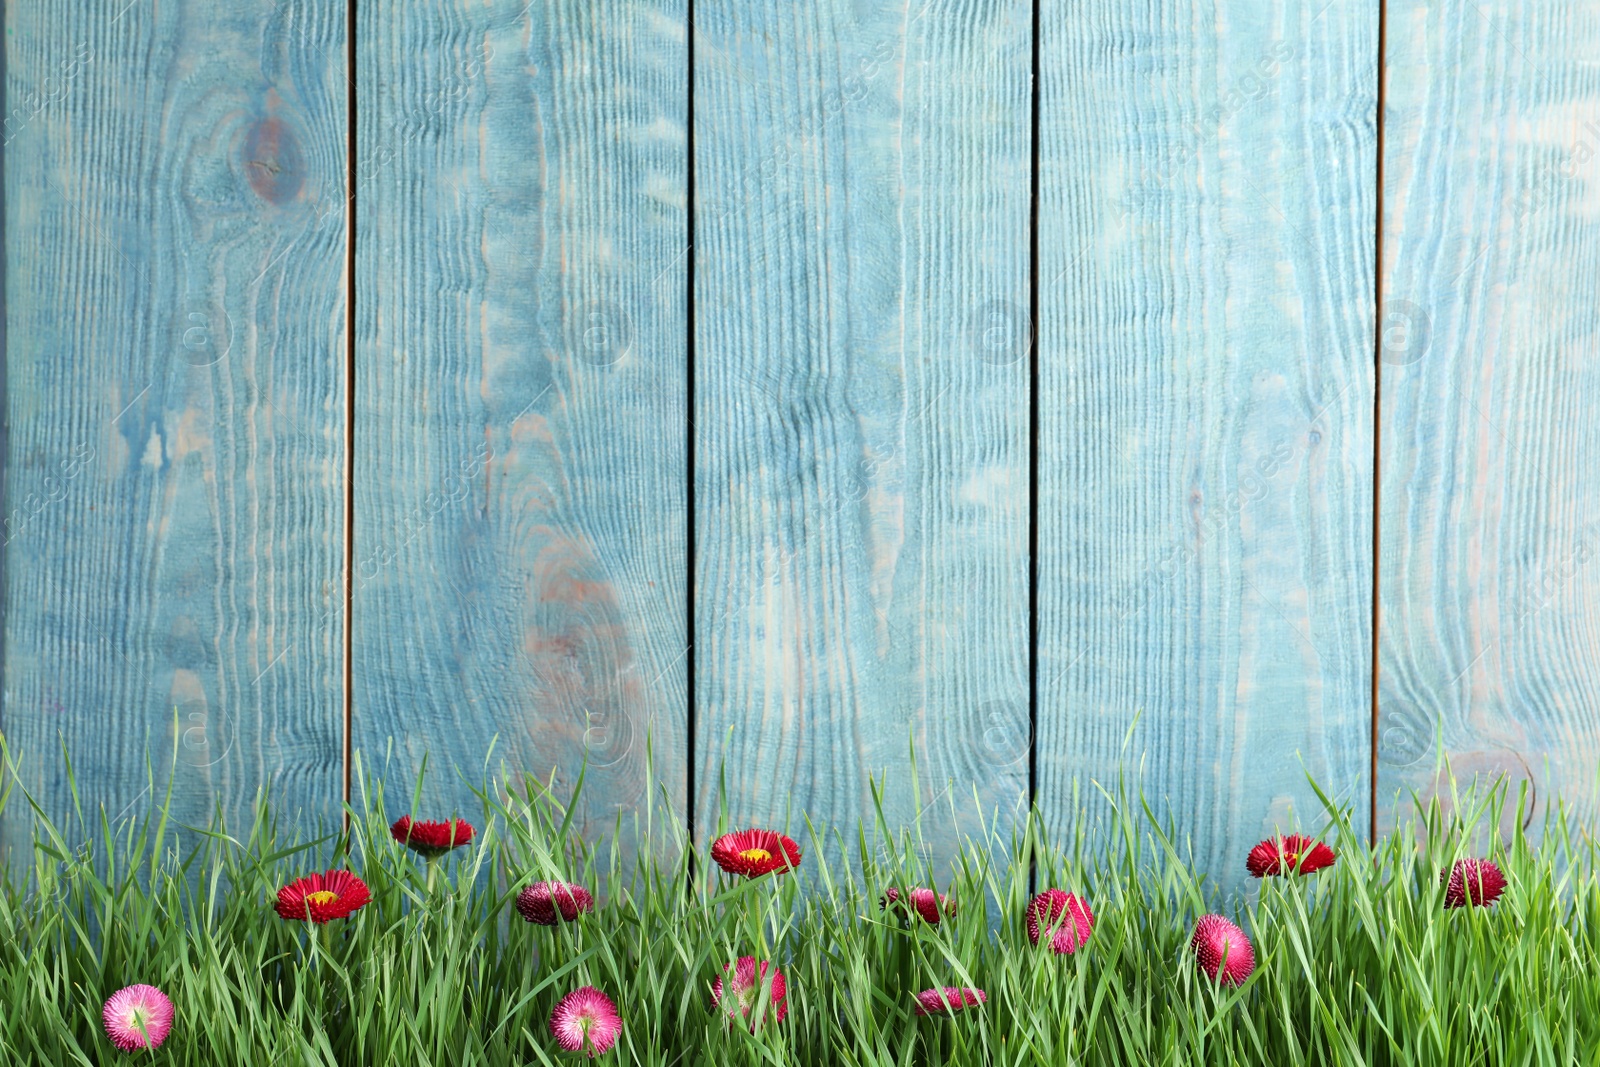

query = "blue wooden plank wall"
1377;1;1600;836
4;1;1599;884
693;1;1032;864
2;0;347;848
1037;2;1378;878
353;0;688;849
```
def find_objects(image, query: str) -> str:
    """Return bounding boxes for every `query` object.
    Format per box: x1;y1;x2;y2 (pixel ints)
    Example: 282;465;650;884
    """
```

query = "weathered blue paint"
1377;0;1600;839
1036;0;1378;889
4;1;1596;886
693;0;1032;867
352;0;689;843
1;0;348;847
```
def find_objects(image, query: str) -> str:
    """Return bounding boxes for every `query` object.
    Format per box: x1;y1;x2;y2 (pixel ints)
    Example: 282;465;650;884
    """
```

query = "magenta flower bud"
1190;914;1255;986
516;880;595;926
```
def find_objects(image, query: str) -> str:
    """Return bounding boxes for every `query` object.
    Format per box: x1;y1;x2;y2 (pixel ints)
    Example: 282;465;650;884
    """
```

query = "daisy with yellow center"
102;984;175;1051
710;829;801;879
275;870;372;924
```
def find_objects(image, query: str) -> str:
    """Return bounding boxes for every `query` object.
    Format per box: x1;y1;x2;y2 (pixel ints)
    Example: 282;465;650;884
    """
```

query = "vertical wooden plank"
354;1;688;838
1378;2;1600;834
694;4;1031;862
1038;0;1377;886
2;0;348;841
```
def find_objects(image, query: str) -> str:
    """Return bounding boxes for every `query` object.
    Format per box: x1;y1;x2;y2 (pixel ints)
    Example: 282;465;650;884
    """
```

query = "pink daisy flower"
711;956;788;1029
1441;858;1507;908
516;881;595;925
1026;889;1094;954
912;986;986;1016
102;984;175;1051
549;985;622;1057
1190;914;1255;986
881;886;955;925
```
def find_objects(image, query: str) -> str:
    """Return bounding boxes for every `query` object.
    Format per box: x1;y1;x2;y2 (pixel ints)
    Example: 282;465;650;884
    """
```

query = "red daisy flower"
1190;914;1254;986
711;956;788;1029
1441;858;1506;908
390;815;475;858
1026;889;1094;955
275;870;372;924
1246;834;1337;877
515;880;595;925
709;828;801;878
549;985;622;1057
881;887;955;924
912;986;986;1017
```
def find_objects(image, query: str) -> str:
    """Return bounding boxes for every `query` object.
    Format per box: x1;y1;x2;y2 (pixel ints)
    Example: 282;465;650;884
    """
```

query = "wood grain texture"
694;2;1031;866
1037;0;1377;888
354;0;688;838
1377;1;1600;836
2;0;347;844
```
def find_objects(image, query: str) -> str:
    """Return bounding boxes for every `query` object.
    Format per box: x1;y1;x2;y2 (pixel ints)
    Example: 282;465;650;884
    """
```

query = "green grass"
0;743;1596;1066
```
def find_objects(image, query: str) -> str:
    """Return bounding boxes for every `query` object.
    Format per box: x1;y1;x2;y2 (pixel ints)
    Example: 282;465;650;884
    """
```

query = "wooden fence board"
693;2;1032;865
13;0;1600;877
1377;1;1600;835
2;0;348;843
353;0;689;837
1037;0;1378;886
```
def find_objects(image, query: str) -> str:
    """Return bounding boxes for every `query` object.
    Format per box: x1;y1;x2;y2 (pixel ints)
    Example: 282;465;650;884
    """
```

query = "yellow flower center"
1285;853;1299;867
739;848;772;863
306;890;339;906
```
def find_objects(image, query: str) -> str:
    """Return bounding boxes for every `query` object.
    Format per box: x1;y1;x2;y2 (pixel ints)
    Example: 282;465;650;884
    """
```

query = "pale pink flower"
549;985;622;1056
711;956;788;1029
102;984;175;1051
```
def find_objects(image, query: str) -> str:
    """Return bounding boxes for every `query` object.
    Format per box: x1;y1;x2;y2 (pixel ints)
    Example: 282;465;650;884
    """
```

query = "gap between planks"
1369;0;1388;846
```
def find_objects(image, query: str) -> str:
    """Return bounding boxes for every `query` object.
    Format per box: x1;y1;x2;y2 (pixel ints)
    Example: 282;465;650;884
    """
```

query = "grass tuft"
0;742;1593;1065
